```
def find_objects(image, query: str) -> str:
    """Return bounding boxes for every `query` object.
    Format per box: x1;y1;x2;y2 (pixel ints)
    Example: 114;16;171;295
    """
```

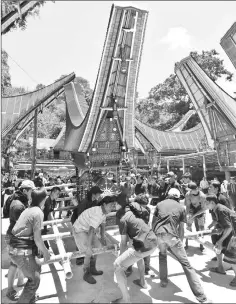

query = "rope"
7;53;39;84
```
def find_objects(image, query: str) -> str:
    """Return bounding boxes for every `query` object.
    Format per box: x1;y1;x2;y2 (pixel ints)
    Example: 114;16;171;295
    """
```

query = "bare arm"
179;222;185;242
185;195;191;215
100;223;106;245
34;229;50;260
208;220;217;229
87;226;95;251
120;234;128;255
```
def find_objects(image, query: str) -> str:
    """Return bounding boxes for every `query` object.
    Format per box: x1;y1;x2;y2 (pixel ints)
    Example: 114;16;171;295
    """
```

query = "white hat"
20;180;36;190
168;188;180;198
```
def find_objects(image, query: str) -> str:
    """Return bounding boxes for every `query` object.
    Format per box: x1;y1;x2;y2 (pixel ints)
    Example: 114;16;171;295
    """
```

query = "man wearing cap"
181;172;192;195
164;172;184;200
5;180;36;301
152;188;210;303
184;182;206;251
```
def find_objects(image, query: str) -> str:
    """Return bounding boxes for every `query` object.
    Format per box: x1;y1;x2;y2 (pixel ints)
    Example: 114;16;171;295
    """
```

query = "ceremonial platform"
1;210;235;303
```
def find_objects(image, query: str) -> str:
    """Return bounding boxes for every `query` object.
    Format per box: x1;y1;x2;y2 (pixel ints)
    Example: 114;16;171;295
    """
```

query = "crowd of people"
1;169;236;303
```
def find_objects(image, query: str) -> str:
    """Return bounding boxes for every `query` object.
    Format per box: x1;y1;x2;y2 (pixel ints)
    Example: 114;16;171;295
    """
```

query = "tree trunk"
31;109;38;180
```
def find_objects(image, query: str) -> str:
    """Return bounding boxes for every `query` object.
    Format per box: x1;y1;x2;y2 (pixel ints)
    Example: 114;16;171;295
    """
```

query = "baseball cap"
167;171;175;177
188;182;198;190
90;186;103;194
182;172;192;179
168;188;180;198
20;180;36;190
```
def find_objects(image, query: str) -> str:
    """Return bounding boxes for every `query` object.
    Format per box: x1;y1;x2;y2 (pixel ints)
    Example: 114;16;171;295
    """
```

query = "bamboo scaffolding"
43;218;71;226
184;229;213;239
42;232;72;241
51;219;72;279
38;245;118;266
45;183;76;190
53;205;77;212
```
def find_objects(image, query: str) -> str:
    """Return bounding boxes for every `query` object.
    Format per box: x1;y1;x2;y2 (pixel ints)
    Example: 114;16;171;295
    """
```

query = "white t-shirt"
73;206;106;233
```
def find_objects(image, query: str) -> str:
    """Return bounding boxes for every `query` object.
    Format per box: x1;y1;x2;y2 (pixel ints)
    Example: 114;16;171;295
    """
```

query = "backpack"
3;194;14;218
128;202;150;224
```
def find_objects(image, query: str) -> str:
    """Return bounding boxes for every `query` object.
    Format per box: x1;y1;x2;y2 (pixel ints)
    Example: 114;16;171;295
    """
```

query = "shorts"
223;235;236;265
5;234;17;267
211;231;233;254
72;228;101;253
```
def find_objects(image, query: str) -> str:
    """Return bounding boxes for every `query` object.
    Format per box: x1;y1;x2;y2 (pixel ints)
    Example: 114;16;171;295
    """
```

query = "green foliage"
74;76;93;105
17;75;93;140
1;49;12;96
136;49;234;131
1;1;49;34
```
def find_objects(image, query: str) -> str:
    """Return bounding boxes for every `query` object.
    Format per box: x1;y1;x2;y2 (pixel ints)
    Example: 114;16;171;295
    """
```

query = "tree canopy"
136;49;234;131
1;50;12;96
1;1;49;34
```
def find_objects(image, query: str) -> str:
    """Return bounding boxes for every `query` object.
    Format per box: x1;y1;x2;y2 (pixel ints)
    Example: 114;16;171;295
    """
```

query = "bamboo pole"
55;197;76;202
53;205;77;212
42;232;72;241
184;229;213;239
51;220;72;279
43;218;71;226
43;211;117;226
45;183;76;190
31;109;38;180
38;245;118;266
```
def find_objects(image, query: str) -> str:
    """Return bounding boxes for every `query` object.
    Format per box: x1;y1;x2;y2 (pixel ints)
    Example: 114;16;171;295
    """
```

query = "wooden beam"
31;108;38;180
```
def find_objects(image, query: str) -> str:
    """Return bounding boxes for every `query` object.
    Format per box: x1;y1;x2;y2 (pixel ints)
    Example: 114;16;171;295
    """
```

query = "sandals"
209;267;226;275
6;289;20;301
229;278;236;287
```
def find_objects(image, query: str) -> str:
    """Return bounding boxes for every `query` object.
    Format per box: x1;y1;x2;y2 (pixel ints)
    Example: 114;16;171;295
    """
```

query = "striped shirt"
73;206;106;233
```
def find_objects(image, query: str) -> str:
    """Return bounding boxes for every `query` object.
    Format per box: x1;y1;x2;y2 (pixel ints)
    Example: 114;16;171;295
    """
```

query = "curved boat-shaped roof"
1;73;75;152
135;119;206;153
167;110;196;132
175;56;236;143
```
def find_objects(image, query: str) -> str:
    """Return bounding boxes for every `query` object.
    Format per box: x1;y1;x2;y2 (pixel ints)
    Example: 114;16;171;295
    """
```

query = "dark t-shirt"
217;194;232;209
116;207;157;252
71;197;97;225
152;198;187;237
212;204;235;229
43;196;55;221
7;200;26;235
6;191;28;235
135;183;146;195
210;194;233;219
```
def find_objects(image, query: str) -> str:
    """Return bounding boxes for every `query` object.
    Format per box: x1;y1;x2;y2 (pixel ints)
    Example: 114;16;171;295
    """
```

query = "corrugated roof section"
135;119;205;153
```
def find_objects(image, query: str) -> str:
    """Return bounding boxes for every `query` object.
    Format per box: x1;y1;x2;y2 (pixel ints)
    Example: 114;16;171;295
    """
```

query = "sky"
2;1;236;98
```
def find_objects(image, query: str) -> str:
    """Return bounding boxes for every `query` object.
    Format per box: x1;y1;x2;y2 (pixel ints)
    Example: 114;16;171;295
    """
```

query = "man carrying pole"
151;188;211;303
